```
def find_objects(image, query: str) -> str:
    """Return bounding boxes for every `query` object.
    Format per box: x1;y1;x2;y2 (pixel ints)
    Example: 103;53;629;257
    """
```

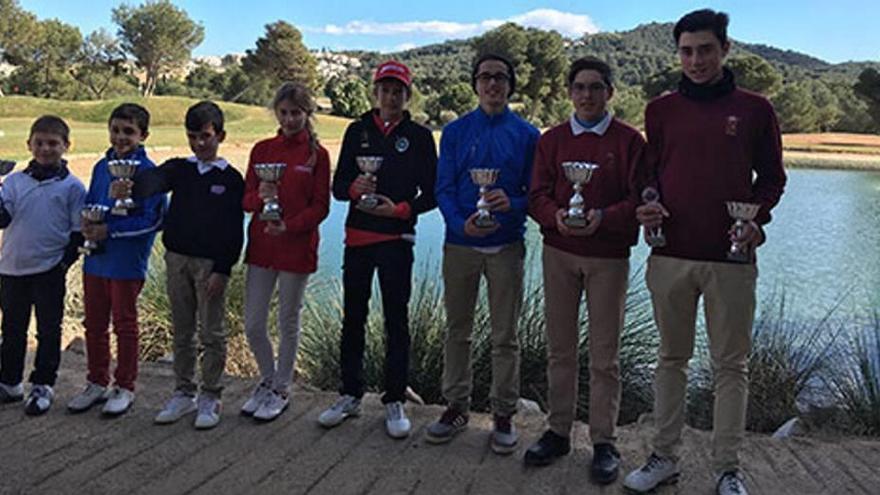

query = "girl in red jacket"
240;82;331;421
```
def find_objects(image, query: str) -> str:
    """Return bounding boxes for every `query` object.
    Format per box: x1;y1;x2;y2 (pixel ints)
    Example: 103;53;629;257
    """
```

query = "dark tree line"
2;1;878;133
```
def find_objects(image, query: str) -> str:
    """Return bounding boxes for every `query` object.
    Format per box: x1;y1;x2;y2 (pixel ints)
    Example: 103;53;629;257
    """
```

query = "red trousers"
83;274;144;391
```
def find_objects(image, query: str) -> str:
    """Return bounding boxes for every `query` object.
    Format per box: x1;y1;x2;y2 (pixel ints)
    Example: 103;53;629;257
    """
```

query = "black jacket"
332;110;437;235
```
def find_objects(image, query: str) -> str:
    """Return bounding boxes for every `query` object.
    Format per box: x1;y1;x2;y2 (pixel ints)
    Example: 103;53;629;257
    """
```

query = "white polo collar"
569;112;612;137
188;156;229;175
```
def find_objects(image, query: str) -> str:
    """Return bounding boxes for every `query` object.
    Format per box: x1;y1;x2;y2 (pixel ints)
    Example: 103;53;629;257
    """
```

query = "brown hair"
110;103;150;134
30;115;70;143
271;82;319;165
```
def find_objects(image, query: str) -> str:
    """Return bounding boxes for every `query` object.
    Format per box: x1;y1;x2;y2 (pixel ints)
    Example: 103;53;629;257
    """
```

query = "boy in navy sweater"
67;103;166;417
117;101;244;429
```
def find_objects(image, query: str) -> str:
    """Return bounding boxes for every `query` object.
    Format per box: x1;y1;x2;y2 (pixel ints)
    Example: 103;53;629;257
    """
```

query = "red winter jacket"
242;129;331;273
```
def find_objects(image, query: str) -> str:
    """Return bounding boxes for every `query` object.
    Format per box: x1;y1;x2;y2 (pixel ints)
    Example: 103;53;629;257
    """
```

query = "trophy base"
474;216;498;229
726;248;751;263
110;207;130;216
563;216;587;229
357;198;379;210
259;211;282;222
645;235;666;248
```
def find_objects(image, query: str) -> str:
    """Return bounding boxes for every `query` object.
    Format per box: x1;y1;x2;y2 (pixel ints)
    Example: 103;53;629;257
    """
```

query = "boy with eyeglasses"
428;53;539;454
524;57;644;485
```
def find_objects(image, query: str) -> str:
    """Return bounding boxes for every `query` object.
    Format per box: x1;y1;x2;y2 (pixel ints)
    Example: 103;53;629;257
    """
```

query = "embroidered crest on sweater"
725;116;740;136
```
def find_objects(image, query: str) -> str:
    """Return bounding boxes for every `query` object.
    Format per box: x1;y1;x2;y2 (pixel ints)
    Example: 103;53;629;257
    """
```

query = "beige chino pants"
165;251;228;397
441;241;524;416
542;245;629;444
647;255;757;473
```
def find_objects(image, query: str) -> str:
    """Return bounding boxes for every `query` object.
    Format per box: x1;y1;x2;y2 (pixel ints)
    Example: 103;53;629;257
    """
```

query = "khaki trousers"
542;245;629;444
647;255;757;473
441;241;524;416
165;251;228;397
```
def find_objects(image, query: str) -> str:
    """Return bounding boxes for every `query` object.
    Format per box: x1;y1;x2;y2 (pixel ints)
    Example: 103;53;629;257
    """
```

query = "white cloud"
509;9;599;37
394;42;418;51
308;9;599;39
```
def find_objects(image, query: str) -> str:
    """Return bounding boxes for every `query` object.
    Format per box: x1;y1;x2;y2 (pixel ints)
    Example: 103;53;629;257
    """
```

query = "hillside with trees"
1;0;878;133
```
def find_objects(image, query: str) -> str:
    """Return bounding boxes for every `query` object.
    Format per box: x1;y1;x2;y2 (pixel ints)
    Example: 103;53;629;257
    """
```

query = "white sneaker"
25;384;54;416
67;382;109;413
102;387;135;416
253;390;289;422
194;395;221;430
384;401;411;439
623;453;680;493
318;395;361;428
0;382;24;403
716;470;749;495
240;381;271;416
154;391;197;424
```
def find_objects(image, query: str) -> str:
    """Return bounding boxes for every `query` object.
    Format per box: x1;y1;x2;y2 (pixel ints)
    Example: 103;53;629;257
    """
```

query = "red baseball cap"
373;60;412;88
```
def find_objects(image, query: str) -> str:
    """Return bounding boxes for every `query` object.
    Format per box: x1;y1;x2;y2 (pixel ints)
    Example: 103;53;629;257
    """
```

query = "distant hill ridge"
335;22;879;87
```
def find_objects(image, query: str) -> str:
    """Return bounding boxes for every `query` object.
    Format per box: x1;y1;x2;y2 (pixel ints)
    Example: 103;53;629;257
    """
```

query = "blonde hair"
271;82;319;164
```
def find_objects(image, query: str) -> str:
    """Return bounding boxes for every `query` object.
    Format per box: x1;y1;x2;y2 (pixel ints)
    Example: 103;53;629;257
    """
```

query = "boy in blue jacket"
427;54;539;453
67;103;165;416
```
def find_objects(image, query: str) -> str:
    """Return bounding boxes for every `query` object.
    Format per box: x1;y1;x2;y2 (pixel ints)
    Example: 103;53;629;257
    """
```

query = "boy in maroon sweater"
524;58;643;484
623;10;786;495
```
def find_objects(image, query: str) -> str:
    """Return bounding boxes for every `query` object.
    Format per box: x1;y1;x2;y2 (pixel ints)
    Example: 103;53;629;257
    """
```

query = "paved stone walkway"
1;350;878;494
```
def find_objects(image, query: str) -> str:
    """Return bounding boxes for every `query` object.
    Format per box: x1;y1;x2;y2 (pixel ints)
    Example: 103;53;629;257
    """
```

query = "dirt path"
1;349;878;494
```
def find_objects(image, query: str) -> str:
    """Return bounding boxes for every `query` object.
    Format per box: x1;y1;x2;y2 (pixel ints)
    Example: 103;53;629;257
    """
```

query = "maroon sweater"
529;118;644;259
645;88;786;263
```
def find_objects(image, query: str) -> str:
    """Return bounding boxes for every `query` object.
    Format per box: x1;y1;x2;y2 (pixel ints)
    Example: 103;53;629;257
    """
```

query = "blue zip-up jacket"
83;146;166;280
436;106;539;247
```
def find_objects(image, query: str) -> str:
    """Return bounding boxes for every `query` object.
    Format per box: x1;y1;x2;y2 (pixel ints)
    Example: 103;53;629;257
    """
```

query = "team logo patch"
725;116;739;136
395;136;410;153
210;184;226;195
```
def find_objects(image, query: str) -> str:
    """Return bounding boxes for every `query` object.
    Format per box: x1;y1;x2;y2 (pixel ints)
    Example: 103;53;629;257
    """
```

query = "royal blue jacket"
83;146;166;280
436;106;539;247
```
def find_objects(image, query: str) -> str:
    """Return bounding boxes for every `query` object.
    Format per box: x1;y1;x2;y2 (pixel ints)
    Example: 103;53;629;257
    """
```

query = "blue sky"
19;0;880;63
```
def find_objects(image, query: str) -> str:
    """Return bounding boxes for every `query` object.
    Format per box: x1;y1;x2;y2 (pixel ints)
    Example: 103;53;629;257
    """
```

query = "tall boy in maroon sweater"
623;10;786;495
524;58;643;485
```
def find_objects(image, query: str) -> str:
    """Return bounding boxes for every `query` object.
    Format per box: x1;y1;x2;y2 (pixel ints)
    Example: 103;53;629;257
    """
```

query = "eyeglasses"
571;82;609;93
475;72;511;84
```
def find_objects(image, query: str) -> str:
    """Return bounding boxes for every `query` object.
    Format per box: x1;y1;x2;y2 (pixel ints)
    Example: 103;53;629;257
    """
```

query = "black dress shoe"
523;430;571;466
591;443;621;485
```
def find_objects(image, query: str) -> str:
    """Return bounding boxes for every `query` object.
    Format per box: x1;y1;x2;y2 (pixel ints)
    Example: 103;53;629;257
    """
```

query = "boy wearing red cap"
319;61;437;439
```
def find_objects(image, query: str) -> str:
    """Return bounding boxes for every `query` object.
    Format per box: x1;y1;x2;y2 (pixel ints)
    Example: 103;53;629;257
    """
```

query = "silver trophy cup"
107;159;139;216
641;187;667;247
470;168;501;229
254;163;287;221
560;162;599;228
0;160;15;177
726;201;761;263
355;156;383;210
78;204;110;256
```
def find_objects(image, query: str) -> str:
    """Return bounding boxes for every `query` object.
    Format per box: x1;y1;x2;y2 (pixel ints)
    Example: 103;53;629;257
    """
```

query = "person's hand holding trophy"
726;201;763;262
636;186;670;247
355;156;382;211
555;161;600;237
464;168;505;237
79;204;110;256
